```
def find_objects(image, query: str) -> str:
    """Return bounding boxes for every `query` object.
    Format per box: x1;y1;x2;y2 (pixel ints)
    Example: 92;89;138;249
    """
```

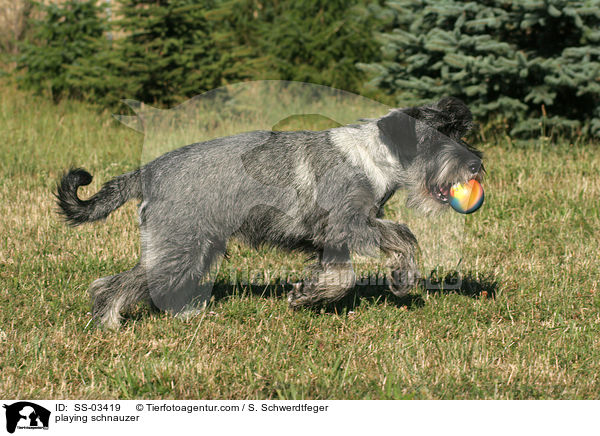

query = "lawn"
1;83;599;399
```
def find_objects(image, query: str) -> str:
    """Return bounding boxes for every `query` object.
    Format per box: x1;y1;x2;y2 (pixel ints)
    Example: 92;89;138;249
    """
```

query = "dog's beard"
406;185;448;215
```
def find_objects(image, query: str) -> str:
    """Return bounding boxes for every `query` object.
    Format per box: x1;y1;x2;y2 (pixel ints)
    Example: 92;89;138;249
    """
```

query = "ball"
449;179;484;214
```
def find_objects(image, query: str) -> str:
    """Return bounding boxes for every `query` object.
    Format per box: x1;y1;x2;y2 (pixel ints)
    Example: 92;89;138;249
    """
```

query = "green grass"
1;83;599;399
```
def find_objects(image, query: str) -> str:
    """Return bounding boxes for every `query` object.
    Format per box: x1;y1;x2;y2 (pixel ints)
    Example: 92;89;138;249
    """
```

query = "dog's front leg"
288;246;356;309
374;219;421;297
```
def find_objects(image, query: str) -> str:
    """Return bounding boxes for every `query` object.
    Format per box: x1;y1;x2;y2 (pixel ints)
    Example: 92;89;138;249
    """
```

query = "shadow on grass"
327;287;426;314
120;270;499;325
423;270;499;299
209;279;424;313
207;269;498;313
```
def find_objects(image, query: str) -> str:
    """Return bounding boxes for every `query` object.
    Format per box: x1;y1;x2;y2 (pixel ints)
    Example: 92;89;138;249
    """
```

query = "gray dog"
56;96;483;328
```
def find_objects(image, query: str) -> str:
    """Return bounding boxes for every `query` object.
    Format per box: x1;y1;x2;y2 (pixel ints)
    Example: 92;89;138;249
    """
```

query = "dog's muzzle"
431;184;451;203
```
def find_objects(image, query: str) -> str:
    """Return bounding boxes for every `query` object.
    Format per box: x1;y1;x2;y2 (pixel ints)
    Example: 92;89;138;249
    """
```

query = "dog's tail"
56;168;142;226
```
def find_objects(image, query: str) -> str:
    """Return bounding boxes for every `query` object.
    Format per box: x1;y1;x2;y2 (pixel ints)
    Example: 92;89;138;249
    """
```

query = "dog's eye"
469;162;481;173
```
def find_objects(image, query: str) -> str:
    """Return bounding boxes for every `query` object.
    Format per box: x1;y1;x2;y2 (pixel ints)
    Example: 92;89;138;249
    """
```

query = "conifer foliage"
16;0;381;107
67;0;223;107
207;0;382;93
17;0;106;101
360;0;600;137
18;0;223;107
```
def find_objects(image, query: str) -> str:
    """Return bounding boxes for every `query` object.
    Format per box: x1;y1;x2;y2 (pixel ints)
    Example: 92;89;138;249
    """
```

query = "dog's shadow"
123;271;499;323
208;270;499;313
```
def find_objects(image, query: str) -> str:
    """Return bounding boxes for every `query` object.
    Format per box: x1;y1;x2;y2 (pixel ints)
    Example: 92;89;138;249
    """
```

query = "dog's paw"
287;282;316;309
388;268;420;297
386;251;420;297
288;266;356;309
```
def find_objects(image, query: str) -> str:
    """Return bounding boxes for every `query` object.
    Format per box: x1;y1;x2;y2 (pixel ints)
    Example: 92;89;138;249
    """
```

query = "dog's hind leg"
89;263;149;329
142;237;226;318
288;246;356;308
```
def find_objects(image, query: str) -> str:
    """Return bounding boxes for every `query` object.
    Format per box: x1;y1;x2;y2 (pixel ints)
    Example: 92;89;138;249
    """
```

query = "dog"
56;96;483;328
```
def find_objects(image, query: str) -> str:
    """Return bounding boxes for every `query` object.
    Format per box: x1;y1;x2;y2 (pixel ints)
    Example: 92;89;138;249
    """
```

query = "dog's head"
377;97;484;214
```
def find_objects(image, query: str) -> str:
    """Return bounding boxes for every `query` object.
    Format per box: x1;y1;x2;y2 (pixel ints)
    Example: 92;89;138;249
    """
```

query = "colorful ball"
449;179;484;214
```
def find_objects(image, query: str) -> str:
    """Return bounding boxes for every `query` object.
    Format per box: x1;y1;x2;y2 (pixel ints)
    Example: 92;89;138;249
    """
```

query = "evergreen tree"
360;0;600;137
68;0;223;107
208;0;386;94
16;0;388;107
16;0;106;101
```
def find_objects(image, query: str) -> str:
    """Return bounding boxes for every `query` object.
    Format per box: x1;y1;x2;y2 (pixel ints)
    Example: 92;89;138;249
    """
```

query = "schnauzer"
56;96;483;328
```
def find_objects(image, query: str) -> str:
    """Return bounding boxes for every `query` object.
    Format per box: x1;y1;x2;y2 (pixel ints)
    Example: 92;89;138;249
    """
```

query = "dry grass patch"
1;83;599;399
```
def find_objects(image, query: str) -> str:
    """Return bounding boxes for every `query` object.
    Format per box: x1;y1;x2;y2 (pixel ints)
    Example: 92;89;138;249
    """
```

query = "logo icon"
3;402;50;434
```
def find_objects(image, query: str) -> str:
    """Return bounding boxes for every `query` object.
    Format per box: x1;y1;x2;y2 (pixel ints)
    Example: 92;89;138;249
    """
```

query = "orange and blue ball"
449;179;484;214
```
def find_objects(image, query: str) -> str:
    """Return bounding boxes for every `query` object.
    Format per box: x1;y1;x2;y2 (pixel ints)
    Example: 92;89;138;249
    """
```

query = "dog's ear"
435;97;473;138
377;110;418;167
404;97;473;140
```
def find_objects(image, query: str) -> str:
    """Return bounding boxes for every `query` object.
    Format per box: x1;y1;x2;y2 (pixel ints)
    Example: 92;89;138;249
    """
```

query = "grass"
1;82;599;399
